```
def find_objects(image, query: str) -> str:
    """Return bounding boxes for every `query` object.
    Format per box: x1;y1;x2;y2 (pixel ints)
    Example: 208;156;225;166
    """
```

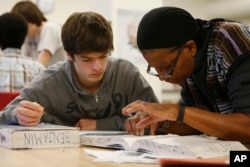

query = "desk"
0;146;158;167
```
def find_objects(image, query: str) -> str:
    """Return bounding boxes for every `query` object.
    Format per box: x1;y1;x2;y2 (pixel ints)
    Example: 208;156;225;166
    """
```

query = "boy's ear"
66;52;74;61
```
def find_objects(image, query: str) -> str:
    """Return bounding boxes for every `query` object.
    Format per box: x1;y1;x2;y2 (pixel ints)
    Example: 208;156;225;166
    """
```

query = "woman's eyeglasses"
147;47;182;78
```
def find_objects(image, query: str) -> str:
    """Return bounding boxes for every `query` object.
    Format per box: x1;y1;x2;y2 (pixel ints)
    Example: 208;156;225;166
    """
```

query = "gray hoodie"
0;57;158;130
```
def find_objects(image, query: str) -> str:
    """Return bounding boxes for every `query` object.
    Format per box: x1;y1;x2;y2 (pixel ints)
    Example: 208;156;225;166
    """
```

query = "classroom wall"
0;0;89;24
162;0;250;23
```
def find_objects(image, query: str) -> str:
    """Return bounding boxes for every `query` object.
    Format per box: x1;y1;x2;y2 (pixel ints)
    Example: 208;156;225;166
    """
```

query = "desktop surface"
0;146;158;167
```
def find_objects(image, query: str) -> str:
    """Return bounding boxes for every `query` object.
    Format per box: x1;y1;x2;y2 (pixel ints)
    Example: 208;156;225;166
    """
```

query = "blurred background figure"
0;12;45;92
126;19;147;64
11;0;66;67
127;19;139;49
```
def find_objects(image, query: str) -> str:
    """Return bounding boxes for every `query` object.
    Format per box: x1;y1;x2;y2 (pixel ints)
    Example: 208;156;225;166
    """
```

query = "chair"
0;92;20;111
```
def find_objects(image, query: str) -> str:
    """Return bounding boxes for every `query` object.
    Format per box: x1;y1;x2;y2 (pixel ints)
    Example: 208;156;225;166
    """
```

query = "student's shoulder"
42;21;61;32
214;19;247;32
34;61;66;81
14;54;44;69
33;61;46;70
44;21;61;27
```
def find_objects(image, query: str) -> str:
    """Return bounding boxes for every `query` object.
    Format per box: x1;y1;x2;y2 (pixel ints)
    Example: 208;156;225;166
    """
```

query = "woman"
123;6;250;143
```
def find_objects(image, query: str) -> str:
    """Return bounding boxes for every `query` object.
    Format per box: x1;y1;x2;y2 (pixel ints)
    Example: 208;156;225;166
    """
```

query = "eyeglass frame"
146;46;183;78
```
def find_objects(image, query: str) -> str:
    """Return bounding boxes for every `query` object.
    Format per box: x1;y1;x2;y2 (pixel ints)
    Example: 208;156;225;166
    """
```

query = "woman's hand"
122;100;179;131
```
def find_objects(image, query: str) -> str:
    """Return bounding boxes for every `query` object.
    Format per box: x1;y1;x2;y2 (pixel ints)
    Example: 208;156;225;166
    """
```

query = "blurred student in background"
0;12;45;92
11;1;66;67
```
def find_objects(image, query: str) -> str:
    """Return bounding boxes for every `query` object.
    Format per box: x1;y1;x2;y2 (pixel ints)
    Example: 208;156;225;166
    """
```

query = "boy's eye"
81;58;91;62
100;55;108;59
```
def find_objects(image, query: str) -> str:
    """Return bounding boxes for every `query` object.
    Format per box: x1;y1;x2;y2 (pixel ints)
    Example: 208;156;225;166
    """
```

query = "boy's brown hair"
61;12;114;57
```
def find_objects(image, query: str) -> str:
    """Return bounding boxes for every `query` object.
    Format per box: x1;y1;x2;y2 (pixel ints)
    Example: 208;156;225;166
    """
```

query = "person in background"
0;12;45;92
0;12;158;131
125;19;148;65
11;1;66;67
122;6;250;143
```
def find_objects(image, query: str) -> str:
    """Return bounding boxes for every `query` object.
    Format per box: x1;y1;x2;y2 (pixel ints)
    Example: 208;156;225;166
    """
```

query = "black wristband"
176;102;185;124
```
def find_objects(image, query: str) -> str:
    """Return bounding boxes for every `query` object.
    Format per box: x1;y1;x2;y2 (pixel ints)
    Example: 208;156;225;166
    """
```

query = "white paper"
83;148;158;163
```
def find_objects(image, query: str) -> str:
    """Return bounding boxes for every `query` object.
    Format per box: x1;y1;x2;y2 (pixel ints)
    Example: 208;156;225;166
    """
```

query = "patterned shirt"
181;20;250;114
0;48;45;92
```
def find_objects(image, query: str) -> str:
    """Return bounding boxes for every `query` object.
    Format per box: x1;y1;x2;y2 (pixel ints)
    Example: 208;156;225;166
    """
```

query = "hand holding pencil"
16;100;44;126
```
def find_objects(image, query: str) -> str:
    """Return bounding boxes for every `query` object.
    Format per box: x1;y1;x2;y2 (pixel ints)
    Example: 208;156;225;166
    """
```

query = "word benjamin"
23;131;70;146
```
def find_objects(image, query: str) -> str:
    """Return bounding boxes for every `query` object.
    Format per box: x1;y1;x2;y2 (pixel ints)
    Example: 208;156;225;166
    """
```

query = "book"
80;130;129;136
0;124;80;149
80;133;248;159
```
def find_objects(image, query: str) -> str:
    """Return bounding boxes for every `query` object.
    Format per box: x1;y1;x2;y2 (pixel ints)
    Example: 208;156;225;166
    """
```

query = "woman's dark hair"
137;6;199;50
